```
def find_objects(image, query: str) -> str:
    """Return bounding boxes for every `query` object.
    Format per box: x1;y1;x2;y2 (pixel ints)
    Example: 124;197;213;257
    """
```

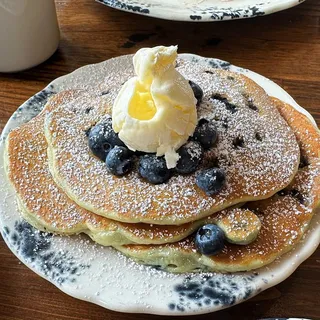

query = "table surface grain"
0;1;319;319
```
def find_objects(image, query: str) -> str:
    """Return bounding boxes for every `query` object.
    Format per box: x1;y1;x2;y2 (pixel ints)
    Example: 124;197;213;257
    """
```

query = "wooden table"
0;1;319;319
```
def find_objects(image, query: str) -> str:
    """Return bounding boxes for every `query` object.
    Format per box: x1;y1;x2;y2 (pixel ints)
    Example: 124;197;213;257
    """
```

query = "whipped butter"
112;46;197;169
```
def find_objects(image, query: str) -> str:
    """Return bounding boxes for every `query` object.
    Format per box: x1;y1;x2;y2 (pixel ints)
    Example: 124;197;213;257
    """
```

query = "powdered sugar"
45;57;300;225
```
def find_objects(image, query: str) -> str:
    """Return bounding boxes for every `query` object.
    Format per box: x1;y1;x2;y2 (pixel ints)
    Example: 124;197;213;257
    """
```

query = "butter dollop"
112;45;197;169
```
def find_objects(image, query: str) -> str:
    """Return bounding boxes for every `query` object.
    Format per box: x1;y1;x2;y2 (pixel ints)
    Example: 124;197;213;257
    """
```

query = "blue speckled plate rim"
96;0;305;22
0;54;319;315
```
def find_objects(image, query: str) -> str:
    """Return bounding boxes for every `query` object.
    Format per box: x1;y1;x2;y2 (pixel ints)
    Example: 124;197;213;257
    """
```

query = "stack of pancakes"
4;56;320;273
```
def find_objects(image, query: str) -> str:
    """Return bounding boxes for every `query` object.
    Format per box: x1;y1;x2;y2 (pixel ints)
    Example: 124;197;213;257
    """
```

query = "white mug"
0;0;60;72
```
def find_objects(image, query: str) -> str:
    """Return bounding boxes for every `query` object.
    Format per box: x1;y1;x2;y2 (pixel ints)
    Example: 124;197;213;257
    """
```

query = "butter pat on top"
112;45;197;169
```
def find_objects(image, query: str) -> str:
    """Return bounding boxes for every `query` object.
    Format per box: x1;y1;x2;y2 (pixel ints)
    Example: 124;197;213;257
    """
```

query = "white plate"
96;0;305;22
0;54;319;316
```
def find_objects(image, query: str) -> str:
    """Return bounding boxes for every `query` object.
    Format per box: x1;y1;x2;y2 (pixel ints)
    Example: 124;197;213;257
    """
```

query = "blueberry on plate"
189;80;203;105
193;119;218;150
139;154;171;184
196;167;226;195
88;118;125;161
176;141;203;174
195;224;225;255
106;146;134;176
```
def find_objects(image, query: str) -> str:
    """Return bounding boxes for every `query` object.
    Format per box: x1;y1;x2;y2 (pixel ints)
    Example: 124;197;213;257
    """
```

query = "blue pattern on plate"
97;0;150;14
168;273;256;312
3;221;90;285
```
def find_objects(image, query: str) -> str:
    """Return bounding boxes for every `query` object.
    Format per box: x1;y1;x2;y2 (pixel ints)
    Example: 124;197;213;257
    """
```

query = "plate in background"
96;0;305;22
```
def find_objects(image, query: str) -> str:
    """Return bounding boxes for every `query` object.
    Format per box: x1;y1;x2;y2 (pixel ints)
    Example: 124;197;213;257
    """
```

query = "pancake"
5;89;258;246
6;88;259;246
5;89;260;246
4;91;203;245
116;99;320;272
44;56;300;225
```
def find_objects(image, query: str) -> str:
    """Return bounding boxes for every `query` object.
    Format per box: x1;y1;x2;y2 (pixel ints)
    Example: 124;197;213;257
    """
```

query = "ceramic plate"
0;54;319;316
96;0;305;22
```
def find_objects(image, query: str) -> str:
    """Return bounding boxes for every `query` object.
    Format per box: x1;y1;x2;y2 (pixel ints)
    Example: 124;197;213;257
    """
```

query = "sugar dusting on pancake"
117;99;320;272
5;91;256;245
44;57;300;225
4;92;205;244
3;54;319;273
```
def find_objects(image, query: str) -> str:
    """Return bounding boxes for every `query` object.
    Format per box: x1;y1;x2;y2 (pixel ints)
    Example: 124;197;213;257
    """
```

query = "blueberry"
176;141;203;174
106;146;134;176
189;80;203;105
88;127;112;161
195;224;225;256
139;155;171;184
193;119;218;149
88;118;125;161
196;168;226;195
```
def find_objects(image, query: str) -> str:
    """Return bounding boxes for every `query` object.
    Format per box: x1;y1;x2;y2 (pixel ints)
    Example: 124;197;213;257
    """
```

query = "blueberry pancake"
4;89;259;246
4;52;318;273
4;89;318;270
116;99;320;272
4;91;191;245
44;55;300;225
